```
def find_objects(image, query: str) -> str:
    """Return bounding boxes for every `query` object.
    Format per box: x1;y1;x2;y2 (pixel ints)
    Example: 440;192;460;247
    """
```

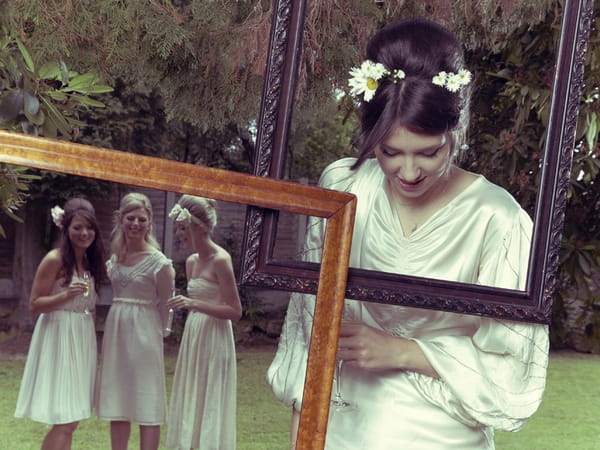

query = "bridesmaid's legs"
139;425;160;450
41;422;79;450
110;420;131;450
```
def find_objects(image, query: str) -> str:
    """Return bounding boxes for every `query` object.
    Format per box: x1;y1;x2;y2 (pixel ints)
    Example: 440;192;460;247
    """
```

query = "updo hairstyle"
177;195;218;232
352;17;471;169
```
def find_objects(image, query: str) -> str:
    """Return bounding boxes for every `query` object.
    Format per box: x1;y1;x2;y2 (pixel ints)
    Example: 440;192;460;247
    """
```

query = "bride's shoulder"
319;157;363;191
455;168;522;212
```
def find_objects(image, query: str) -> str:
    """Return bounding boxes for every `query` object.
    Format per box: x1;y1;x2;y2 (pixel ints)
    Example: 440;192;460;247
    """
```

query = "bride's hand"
338;322;439;377
337;322;405;371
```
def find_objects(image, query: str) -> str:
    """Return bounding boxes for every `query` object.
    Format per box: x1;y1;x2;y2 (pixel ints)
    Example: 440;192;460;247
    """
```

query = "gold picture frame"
0;130;356;448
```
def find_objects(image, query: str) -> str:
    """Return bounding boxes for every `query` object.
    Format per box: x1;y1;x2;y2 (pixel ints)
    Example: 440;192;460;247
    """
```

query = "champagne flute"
82;271;91;315
164;288;177;336
331;301;361;412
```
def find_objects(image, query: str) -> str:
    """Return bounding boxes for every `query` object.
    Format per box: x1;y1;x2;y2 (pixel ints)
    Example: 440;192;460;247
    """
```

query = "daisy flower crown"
348;60;472;102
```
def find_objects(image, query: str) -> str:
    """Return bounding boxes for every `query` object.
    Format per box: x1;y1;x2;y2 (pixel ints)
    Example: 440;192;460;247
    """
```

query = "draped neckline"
385;174;484;239
117;251;158;268
110;252;163;289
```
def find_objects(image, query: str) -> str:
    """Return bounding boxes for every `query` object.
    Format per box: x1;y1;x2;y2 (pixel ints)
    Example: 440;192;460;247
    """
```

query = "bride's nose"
396;157;421;182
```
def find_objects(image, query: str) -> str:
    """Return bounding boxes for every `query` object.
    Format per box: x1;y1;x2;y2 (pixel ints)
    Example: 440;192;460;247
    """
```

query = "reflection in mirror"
0;170;294;446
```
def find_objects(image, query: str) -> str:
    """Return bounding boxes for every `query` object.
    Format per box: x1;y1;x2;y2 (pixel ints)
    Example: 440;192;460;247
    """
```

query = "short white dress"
166;278;237;450
95;252;171;425
15;275;97;424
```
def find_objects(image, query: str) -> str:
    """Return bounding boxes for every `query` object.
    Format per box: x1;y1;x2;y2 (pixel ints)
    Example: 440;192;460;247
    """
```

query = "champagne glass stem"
334;359;344;400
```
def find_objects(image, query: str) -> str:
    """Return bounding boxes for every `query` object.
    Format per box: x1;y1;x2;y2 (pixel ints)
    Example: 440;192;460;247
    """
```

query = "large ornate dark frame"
240;0;595;325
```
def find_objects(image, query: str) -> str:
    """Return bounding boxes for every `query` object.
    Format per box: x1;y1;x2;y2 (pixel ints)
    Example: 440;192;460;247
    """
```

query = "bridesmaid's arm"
29;249;86;314
156;262;175;329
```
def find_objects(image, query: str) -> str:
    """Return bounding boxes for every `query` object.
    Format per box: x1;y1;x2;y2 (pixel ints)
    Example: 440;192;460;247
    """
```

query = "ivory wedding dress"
268;158;549;449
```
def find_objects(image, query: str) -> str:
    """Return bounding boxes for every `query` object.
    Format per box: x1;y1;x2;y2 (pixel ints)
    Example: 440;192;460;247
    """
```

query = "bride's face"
374;124;451;204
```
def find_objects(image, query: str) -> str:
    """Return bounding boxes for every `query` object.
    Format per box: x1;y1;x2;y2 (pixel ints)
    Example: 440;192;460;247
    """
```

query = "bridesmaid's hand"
167;294;194;310
65;281;87;300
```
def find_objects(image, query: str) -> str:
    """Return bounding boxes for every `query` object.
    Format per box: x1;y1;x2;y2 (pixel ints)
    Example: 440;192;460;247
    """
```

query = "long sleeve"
267;159;359;409
267;213;325;410
410;207;549;431
411;319;548;431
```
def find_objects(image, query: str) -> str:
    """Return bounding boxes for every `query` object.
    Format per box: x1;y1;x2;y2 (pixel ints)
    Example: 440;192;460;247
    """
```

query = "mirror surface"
0;137;356;447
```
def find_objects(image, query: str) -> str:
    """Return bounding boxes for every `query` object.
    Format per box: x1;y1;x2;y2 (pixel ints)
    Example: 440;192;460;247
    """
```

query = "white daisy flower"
445;73;462;92
348;60;389;102
456;69;472;85
432;71;448;87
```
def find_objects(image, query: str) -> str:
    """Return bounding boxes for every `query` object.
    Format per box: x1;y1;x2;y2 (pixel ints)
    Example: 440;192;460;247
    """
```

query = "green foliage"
0;164;39;237
3;0;270;129
287;97;358;180
0;26;112;137
0;21;114;231
74;78;255;171
461;21;559;213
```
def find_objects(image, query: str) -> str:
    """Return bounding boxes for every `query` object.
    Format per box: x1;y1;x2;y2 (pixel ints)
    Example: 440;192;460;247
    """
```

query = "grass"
0;345;290;450
1;347;599;449
494;350;600;450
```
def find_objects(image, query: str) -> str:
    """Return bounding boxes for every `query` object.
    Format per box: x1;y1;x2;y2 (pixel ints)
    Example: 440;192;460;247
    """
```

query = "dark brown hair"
59;197;107;290
352;17;471;169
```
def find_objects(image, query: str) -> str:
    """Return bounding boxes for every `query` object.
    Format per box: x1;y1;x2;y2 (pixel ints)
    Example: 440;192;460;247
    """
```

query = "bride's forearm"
392;337;439;378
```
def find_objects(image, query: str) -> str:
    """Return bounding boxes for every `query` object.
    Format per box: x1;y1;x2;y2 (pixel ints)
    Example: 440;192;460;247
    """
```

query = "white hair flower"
349;59;471;101
456;69;472;85
168;204;192;225
432;71;448;87
445;74;462;92
432;69;472;92
51;206;64;229
349;60;399;102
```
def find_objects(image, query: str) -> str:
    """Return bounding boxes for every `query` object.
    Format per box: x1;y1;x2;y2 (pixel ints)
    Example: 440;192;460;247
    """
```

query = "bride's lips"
395;177;425;190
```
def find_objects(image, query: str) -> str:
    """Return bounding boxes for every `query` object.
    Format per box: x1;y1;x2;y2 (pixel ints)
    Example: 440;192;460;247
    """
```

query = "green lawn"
1;347;599;449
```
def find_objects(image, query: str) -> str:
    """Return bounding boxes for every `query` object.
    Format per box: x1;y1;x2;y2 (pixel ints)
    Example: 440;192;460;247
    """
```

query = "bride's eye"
423;145;444;158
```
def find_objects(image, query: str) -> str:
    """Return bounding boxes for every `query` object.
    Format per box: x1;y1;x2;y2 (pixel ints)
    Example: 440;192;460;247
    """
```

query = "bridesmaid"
15;198;106;450
96;192;175;450
166;195;242;449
